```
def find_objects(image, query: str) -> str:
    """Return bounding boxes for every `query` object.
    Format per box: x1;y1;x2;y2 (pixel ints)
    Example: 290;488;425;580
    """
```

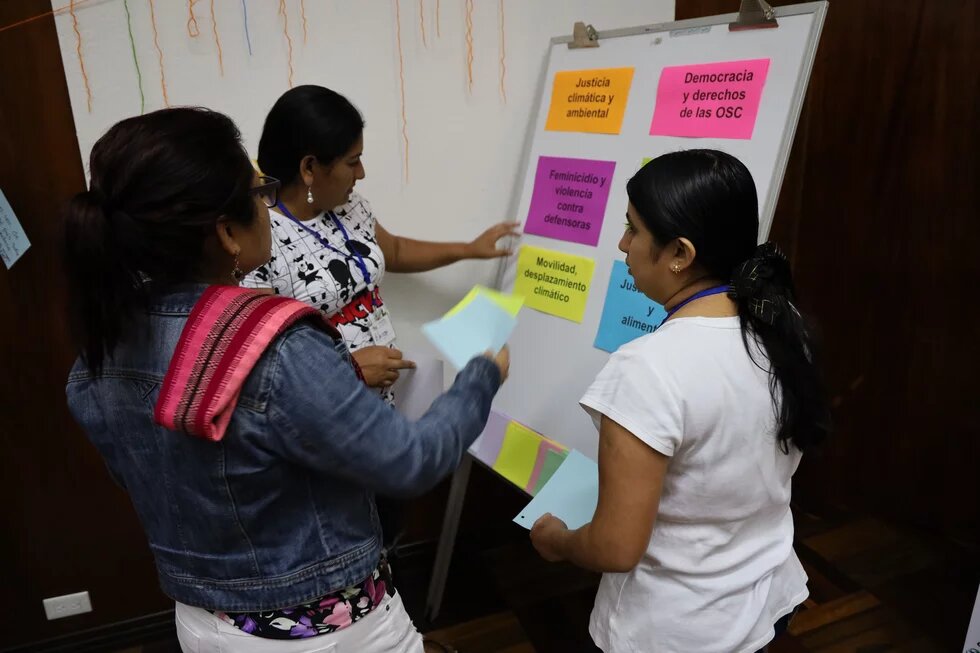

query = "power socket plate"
43;591;92;620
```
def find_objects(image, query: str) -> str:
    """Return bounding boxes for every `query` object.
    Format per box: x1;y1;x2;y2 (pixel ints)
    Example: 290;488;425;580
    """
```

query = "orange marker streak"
394;0;410;182
210;0;224;75
69;0;93;113
148;0;170;107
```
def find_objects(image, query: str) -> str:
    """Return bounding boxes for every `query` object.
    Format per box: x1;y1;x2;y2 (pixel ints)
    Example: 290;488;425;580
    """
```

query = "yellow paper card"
445;285;525;318
513;245;595;323
545;67;635;134
493;421;543;488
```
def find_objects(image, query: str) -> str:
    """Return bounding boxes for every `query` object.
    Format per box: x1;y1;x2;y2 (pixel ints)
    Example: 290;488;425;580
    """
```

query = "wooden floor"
113;509;977;653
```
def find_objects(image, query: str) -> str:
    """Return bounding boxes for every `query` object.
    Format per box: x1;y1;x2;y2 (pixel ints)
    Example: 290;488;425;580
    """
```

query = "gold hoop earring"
232;253;244;282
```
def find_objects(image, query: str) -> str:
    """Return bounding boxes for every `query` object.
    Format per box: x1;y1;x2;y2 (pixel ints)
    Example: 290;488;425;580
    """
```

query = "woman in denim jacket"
64;107;508;653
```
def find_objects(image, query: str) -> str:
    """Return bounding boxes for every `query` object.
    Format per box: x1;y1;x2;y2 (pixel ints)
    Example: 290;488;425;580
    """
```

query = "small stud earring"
672;265;680;274
306;186;314;205
232;253;244;282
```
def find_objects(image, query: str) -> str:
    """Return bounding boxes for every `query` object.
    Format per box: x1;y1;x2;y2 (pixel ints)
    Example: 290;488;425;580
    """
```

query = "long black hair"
627;149;830;451
64;107;256;373
257;85;365;186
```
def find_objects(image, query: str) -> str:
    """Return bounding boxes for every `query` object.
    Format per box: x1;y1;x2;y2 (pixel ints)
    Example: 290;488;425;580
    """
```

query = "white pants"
174;593;425;653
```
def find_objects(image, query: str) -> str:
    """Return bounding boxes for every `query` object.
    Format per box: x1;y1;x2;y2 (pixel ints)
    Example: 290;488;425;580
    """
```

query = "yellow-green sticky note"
445;285;525;318
513;245;595;323
493;421;542;488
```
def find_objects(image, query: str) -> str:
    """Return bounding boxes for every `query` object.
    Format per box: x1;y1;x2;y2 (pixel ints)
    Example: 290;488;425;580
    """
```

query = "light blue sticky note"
513;449;598;530
422;294;517;370
593;260;666;353
0;189;30;269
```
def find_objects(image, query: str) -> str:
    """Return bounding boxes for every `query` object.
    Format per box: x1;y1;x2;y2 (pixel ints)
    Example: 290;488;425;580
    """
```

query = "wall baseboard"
1;609;176;653
1;539;445;652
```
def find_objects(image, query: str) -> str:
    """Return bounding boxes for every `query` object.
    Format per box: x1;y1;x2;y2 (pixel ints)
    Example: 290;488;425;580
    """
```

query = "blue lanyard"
661;285;731;325
276;202;372;286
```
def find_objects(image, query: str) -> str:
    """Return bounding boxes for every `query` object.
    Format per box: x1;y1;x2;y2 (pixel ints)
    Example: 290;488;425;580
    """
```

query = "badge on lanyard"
369;303;397;347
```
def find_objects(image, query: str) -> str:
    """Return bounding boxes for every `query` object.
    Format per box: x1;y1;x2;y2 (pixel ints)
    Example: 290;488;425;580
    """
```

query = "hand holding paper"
514;450;598;531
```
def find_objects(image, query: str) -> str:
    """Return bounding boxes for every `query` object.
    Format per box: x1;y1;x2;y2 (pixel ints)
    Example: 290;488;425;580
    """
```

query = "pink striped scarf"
154;285;356;441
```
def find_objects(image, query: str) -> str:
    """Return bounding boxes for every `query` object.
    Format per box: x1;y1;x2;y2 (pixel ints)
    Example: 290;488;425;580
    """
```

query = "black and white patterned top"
242;192;397;401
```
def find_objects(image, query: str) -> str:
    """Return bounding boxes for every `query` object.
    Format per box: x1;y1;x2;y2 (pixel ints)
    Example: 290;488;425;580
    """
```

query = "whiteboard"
493;3;827;460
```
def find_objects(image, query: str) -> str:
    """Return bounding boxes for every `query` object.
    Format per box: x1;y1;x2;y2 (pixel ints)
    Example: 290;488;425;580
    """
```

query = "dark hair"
64;107;256;373
627;149;830;451
257;85;365;186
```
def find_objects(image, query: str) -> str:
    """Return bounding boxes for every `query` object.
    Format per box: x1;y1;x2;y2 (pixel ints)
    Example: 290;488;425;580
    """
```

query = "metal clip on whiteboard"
569;22;599;49
729;0;779;31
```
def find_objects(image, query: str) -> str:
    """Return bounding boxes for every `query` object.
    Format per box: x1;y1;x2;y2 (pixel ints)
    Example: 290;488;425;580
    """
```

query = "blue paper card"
593;261;666;353
422;294;517;370
513;449;598;530
0;189;30;269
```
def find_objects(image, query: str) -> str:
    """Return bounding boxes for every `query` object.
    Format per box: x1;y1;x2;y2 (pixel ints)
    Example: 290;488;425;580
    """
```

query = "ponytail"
729;243;831;452
628;149;831;453
64;191;148;373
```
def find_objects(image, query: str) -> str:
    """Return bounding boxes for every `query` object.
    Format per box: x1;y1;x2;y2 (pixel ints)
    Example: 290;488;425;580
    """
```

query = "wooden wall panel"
0;2;170;648
676;0;979;547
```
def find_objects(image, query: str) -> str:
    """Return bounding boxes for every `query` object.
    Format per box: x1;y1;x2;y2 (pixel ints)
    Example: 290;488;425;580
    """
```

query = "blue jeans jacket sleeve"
268;325;502;497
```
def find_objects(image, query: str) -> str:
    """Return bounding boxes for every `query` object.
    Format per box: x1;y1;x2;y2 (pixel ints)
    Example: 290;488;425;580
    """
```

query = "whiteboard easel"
426;1;827;619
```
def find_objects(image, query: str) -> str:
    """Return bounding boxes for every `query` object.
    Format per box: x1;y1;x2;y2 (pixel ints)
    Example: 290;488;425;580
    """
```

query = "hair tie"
729;243;790;325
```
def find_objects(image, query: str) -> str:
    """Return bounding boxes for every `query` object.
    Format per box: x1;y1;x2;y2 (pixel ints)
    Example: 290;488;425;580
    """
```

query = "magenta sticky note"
649;58;771;140
523;156;616;247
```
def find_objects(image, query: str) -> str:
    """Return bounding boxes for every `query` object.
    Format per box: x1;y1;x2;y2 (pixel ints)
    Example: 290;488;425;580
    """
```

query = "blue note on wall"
422;294;517;370
593;260;666;353
0;189;30;269
513;449;598;530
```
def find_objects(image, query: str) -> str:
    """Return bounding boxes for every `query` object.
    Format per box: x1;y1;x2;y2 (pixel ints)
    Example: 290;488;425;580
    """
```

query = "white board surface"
494;4;827;460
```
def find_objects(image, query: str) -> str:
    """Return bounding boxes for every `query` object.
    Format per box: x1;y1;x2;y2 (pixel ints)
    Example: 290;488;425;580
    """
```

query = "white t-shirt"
242;192;397;401
580;316;808;653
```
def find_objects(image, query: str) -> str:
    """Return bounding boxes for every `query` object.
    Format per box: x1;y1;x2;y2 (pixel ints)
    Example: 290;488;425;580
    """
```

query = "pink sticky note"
649;59;770;140
470;410;509;466
525;439;568;494
524;156;616;247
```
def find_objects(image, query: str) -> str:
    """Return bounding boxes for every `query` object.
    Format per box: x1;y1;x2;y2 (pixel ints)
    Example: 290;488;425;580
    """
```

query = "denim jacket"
66;285;501;611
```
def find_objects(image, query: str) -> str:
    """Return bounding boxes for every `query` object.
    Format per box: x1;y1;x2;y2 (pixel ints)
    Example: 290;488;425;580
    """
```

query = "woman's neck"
279;185;322;222
662;277;735;319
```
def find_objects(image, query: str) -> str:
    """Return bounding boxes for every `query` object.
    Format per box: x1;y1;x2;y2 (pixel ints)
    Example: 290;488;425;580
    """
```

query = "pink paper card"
649;59;770;140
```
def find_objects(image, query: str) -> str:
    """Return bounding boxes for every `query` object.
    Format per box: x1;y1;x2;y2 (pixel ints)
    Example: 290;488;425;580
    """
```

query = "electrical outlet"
42;591;92;620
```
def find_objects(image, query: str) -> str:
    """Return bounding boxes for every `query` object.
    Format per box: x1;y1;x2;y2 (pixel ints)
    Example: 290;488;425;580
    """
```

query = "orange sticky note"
545;67;635;135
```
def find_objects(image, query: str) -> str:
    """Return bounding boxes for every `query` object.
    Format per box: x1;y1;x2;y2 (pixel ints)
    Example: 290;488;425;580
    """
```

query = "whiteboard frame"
434;3;829;622
495;1;828;293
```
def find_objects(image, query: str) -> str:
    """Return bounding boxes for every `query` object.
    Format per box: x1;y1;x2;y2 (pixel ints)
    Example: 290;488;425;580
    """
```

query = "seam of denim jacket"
157;536;379;588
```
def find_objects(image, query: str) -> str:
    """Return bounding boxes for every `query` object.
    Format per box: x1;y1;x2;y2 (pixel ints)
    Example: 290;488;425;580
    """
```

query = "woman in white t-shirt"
243;85;518;397
530;150;831;653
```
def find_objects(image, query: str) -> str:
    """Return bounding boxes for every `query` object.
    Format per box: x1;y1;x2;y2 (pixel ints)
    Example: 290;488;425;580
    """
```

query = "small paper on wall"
513;245;595;323
0;189;30;269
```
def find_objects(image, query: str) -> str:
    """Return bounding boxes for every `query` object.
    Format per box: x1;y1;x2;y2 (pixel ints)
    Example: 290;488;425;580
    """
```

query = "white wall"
53;0;674;356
